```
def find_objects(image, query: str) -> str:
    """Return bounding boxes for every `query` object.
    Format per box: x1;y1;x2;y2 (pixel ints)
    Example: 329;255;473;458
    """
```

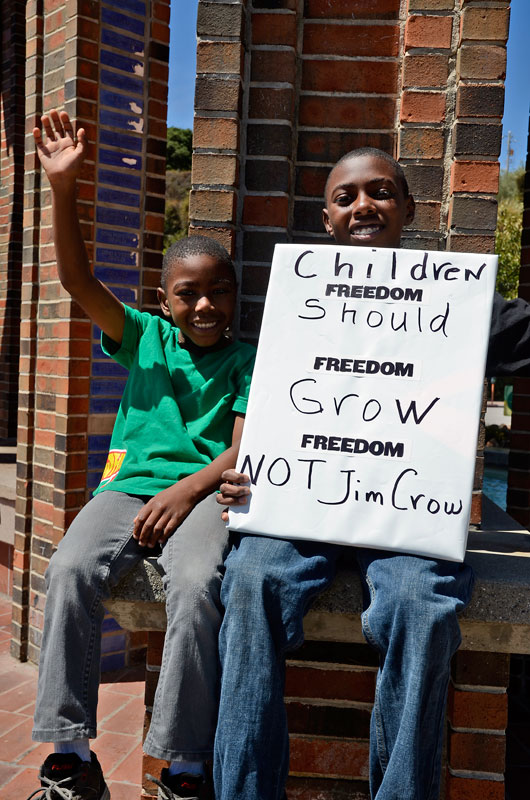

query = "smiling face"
157;254;237;348
322;154;415;249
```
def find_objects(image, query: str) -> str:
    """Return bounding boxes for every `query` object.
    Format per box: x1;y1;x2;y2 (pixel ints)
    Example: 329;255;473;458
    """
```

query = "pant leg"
354;549;475;800
144;493;230;761
33;491;147;741
214;534;341;800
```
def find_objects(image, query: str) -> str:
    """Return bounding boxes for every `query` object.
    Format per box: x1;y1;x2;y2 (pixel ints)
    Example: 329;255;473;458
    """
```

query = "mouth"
350;224;384;241
190;319;222;331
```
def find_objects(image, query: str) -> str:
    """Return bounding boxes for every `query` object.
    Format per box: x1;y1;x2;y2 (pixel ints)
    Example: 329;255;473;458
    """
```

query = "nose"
195;294;214;312
352;190;375;215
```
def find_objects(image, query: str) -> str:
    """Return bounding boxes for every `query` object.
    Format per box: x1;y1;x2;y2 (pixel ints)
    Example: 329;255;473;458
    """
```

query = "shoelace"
146;773;200;800
26;770;98;800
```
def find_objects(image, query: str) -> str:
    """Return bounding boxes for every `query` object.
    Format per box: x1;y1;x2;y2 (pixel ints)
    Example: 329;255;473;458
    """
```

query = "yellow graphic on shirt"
100;449;127;485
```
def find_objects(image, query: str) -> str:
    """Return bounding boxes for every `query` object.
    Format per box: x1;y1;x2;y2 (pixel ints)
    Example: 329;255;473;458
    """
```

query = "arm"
133;413;246;547
487;292;530;377
34;109;125;344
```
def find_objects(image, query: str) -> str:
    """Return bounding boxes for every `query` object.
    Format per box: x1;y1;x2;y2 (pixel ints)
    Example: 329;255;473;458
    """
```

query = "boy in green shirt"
30;109;255;800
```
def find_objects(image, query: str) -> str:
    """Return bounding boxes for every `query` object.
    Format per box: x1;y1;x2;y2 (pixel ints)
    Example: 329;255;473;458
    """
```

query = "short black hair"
324;147;410;202
161;235;236;290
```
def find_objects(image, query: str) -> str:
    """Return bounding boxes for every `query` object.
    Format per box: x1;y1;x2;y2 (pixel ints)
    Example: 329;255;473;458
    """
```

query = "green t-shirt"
93;304;256;497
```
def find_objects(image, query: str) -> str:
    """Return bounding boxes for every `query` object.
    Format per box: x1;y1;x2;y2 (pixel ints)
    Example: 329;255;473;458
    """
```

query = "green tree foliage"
166;127;193;171
164;168;191;250
495;167;524;299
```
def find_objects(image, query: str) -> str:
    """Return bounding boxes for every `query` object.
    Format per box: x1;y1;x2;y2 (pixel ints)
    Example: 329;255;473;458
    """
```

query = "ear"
405;195;415;225
157;287;171;318
322;208;334;237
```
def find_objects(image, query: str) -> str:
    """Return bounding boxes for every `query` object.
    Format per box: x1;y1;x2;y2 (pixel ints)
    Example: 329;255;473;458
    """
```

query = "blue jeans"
33;490;229;761
214;534;474;800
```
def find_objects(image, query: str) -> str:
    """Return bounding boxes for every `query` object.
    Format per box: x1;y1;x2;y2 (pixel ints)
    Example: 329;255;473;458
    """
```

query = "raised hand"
33;109;87;187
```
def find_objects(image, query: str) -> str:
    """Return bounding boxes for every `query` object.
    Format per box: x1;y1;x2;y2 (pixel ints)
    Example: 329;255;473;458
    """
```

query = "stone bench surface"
106;496;530;655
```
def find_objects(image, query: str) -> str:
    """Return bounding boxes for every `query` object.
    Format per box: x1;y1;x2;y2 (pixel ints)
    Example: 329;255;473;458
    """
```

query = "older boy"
213;148;476;800
31;110;255;800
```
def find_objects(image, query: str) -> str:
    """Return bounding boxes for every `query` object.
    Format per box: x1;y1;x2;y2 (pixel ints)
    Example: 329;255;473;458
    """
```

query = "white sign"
229;244;497;561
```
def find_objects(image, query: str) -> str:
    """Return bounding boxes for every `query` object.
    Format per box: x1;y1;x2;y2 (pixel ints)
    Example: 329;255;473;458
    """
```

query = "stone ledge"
106;496;530;654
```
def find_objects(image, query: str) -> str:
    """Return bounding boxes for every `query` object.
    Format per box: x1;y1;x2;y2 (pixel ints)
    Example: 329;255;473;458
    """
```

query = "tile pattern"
0;596;144;800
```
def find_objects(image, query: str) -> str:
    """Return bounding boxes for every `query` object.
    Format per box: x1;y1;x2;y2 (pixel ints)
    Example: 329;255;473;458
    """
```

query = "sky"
167;0;529;172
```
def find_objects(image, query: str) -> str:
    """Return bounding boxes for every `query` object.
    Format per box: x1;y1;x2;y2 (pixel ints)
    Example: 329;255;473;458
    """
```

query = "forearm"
51;182;93;295
178;443;241;504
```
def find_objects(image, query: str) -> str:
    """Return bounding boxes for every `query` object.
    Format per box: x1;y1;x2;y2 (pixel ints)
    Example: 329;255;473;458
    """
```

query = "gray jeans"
32;490;229;761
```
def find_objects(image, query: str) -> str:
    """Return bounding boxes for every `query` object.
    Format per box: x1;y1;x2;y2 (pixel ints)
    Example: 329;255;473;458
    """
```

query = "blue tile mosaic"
99;148;141;171
96;226;139;246
92;343;105;359
98;169;141;191
88;452;108;470
101;28;145;56
99;107;144;134
94;266;140;285
112;286;137;304
101;8;145;37
100;69;143;98
104;0;146;17
88;472;103;491
97;187;140;208
100;653;126;672
99;128;143;153
100;49;144;76
100;89;144;115
92;361;129;378
88;434;113;451
96;204;141;227
90;397;122;414
102;632;127;654
91;379;127;396
102;616;123;633
96;248;138;267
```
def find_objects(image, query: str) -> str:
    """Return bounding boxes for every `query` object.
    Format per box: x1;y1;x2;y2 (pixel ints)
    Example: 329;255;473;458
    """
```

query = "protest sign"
229;244;497;561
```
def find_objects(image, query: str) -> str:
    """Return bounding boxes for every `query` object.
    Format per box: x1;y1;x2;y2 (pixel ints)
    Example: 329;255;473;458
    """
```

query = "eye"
374;187;394;199
335;193;353;206
176;289;196;298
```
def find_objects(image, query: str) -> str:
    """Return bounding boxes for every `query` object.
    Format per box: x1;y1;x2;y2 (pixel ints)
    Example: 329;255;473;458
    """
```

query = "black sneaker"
27;752;110;800
146;768;213;800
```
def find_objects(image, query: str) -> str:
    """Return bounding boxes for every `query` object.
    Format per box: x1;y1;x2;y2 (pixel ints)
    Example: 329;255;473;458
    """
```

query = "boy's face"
158;254;237;347
322;154;415;249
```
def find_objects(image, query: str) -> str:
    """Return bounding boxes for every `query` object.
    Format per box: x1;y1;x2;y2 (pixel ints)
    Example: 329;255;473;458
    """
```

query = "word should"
300;300;450;336
300;434;405;458
313;356;414;377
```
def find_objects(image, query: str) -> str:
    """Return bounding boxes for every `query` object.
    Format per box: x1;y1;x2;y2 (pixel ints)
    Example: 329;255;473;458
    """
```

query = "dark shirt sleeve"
487;292;530;376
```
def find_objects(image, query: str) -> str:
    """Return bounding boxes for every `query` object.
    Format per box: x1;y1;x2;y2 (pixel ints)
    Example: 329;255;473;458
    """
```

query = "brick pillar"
13;0;170;667
0;0;25;440
507;113;530;527
446;651;510;800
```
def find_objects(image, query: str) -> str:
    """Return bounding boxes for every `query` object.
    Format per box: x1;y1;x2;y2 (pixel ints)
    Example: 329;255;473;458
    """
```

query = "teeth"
193;321;218;329
353;226;382;235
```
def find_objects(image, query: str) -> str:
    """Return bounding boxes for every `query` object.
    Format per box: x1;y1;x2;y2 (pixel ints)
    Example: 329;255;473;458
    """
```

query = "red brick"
403;53;449;87
249;87;294;120
457;44;507;81
290;735;369;779
192;153;238;187
447;233;495;254
196;41;243;75
251;50;296;84
456;85;505;119
306;0;399;18
303;23;399;58
408;201;441;231
405;15;452;50
447;686;508;731
299;96;395;129
302;59;398;94
445;773;504;800
399;127;445;160
408;0;453;8
188;226;235;257
243;195;289;227
460;7;510;43
252;12;297;47
451;161;499;194
189;190;237;224
286;663;376;703
448;731;505;773
401;91;445;123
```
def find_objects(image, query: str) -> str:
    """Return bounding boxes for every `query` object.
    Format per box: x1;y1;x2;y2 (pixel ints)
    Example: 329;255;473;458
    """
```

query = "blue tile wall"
97;187;141;208
96;205;141;227
88;435;113;451
100;652;126;672
92;361;128;377
91;379;127;396
94;266;140;285
99;107;144;133
96;226;139;246
90;397;122;414
105;0;147;17
100;69;143;97
98;169;141;191
101;28;145;56
100;89;144;113
101;7;145;37
98;148;141;170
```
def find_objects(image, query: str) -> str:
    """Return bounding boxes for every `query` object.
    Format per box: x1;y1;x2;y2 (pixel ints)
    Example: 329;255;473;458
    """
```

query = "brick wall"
12;0;171;667
0;0;25;440
507;113;530;527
